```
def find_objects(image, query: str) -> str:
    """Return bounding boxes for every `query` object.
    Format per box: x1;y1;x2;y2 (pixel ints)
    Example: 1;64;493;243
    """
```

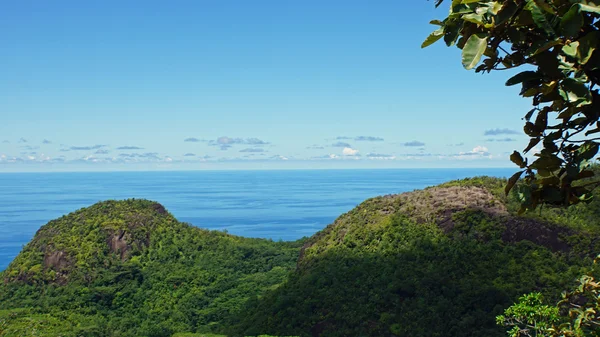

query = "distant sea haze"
0;168;514;270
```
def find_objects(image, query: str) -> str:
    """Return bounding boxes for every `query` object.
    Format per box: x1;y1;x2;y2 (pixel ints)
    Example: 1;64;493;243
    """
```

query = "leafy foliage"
496;292;561;336
497;257;600;336
426;0;600;210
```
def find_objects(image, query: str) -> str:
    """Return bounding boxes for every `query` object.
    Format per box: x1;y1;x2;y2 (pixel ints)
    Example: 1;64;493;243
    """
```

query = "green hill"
1;177;600;337
230;178;600;337
0;199;302;336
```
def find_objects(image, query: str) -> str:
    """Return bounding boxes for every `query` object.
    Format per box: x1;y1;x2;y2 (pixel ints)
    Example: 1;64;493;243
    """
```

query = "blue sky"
0;0;533;171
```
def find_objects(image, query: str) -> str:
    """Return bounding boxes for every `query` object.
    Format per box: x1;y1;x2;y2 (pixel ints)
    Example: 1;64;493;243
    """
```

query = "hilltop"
1;177;600;336
0;199;301;336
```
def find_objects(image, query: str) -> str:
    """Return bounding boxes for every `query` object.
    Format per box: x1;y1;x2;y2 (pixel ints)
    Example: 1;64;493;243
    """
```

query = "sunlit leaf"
462;33;488;69
462;13;483;24
579;3;600;15
422;28;445;48
559;78;592;106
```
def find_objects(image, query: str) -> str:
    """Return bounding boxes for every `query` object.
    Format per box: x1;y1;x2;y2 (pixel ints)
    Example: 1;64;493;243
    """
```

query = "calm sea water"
0;168;514;270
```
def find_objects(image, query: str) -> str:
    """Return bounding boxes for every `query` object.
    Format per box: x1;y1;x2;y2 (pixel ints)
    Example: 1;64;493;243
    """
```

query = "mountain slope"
231;178;600;337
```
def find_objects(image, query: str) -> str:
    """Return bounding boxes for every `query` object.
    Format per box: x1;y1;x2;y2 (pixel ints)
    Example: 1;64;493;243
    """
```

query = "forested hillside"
0;200;301;336
233;178;600;336
2;177;600;336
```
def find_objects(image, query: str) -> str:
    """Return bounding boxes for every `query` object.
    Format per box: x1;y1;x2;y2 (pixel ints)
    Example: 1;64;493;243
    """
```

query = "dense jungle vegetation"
0;200;302;336
2;175;600;336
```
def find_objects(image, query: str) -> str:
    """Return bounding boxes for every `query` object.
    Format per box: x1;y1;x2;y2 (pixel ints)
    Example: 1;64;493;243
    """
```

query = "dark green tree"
424;0;600;212
426;1;600;335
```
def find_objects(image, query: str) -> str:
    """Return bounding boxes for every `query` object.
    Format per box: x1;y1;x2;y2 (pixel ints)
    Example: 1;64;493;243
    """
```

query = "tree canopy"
424;0;600;212
496;257;600;336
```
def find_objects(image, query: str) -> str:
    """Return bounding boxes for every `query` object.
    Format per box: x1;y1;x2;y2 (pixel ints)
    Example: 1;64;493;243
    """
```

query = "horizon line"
0;166;516;174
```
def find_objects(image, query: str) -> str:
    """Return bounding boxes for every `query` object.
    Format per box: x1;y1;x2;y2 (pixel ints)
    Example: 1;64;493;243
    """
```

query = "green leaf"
562;32;598;65
546;130;562;141
576;31;597;65
524;122;542;137
576;170;595;180
506;170;524;196
530;155;562;170
524;108;536;121
557;107;578;119
586;127;600;136
578;142;599;160
527;0;555;36
534;108;548;132
538;168;553;177
533;0;556;14
517;184;533;211
579;3;600;15
532;39;562;56
542;186;563;203
443;21;461;47
421;28;444;48
488;2;503;15
539;176;560;185
505;71;541;86
495;0;519;26
462;33;488;70
561;5;583;38
562;41;579;58
559;78;592;107
510;151;527;168
462;13;485;25
524;137;541;153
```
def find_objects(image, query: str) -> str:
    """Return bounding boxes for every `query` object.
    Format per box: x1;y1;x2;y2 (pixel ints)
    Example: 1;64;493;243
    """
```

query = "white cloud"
366;153;396;160
311;154;339;160
342;147;359;156
472;145;488;153
453;145;492;160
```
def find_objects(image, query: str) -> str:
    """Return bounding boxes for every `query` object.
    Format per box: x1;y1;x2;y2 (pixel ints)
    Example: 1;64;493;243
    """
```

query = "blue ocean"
0;168;513;270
